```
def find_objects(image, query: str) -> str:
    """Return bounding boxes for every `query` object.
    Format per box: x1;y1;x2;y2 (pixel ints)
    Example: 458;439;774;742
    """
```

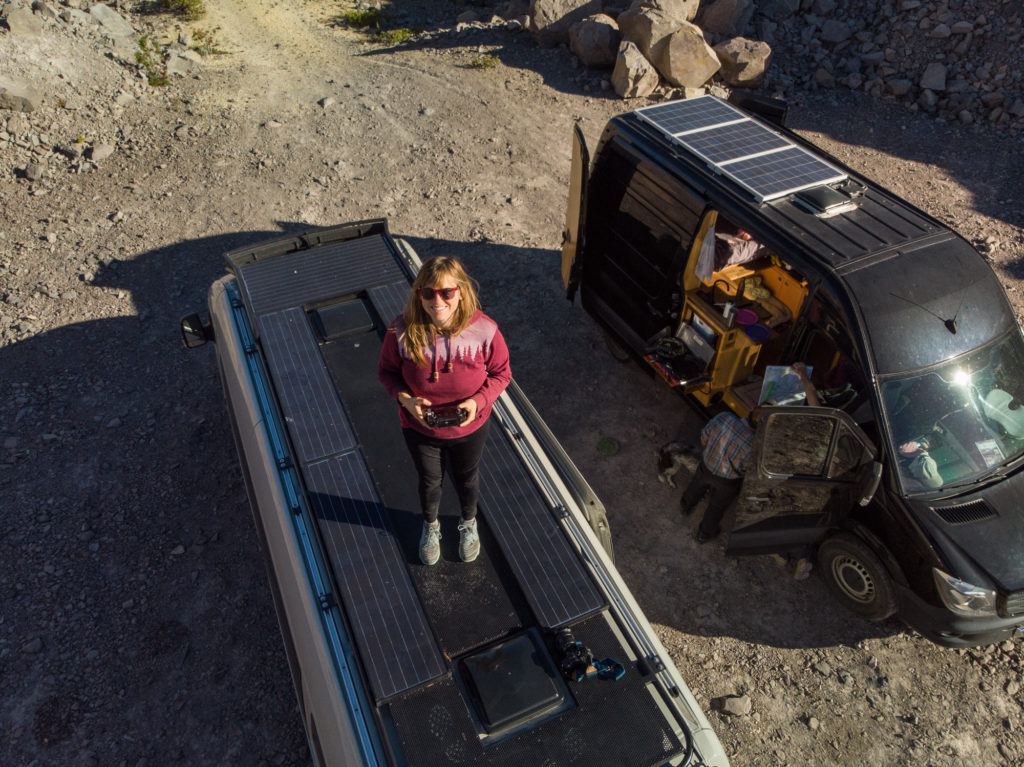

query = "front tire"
818;534;897;622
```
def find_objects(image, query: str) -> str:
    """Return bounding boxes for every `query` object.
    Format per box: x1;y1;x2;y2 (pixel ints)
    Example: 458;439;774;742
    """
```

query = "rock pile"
528;0;773;98
760;0;1023;133
513;0;1022;132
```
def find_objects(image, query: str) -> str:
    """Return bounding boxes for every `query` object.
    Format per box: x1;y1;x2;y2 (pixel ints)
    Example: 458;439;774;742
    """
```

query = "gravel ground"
2;1;1023;765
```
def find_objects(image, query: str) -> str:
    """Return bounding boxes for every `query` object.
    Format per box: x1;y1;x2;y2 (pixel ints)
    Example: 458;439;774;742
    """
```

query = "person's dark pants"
402;421;490;524
680;460;742;537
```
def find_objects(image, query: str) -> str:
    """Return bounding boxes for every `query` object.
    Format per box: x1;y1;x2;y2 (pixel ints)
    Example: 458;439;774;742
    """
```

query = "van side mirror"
858;461;883;506
180;313;213;349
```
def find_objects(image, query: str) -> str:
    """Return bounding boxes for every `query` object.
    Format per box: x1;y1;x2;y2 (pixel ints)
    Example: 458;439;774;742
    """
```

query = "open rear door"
726;407;879;555
561;123;590;301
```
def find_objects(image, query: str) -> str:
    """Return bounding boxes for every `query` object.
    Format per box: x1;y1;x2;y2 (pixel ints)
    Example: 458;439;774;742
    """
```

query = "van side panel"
582;135;705;343
209;279;366;767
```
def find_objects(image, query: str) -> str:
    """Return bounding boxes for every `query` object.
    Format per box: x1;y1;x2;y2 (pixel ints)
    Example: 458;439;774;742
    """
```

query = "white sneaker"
419;521;441;566
458;518;480;563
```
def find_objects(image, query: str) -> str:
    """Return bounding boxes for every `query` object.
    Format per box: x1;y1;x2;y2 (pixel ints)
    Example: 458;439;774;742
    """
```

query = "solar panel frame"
632;95;848;203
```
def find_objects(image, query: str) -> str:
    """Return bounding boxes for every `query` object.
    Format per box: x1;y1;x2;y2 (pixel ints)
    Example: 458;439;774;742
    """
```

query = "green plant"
467;53;499;69
190;27;227;56
161;0;206;21
336;8;382;28
135;35;169;87
375;27;414;45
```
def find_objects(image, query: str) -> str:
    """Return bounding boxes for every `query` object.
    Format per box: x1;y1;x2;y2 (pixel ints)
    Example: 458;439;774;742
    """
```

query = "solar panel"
368;281;409;327
258;308;357;464
305;452;447;702
679;120;791;164
239;233;404;316
636;96;744;134
479;423;605;629
633;95;847;202
724;146;846;200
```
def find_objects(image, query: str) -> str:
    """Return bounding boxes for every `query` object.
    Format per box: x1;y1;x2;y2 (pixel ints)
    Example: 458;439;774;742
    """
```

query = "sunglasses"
419;286;459;301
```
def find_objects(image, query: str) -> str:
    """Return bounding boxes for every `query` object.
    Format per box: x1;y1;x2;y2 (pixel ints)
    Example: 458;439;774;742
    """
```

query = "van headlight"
933;568;998;617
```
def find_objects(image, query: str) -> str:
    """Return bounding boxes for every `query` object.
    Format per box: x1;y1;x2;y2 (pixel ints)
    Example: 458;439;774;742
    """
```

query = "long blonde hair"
400;256;481;367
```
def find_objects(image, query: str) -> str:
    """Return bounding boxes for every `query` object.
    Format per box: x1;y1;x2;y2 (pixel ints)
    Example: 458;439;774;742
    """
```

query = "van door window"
762;411;835;476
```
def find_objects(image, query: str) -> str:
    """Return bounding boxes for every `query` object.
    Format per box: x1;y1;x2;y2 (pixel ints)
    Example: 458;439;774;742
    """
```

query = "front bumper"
897;583;1024;647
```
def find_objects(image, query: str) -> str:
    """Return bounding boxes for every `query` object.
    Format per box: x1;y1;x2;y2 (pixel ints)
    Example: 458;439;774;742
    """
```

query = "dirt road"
2;1;1024;765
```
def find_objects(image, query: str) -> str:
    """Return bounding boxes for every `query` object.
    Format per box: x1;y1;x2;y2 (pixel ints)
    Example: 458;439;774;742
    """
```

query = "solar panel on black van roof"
634;95;847;202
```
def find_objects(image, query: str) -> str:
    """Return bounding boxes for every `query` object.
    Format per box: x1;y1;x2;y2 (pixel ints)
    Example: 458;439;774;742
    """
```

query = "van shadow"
401;233;905;649
0;224;316;765
790;89;1024;233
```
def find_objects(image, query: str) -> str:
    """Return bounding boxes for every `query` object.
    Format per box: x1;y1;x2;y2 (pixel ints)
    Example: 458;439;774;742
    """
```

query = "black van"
561;94;1024;647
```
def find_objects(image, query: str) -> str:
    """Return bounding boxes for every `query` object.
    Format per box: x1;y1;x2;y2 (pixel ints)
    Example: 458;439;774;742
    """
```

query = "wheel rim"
831;555;875;604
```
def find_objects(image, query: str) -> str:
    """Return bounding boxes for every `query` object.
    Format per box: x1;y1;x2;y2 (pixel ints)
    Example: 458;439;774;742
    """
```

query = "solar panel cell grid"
680;121;790;165
478;423;605;629
636;96;743;134
258;308;357;464
306;453;447;702
725;146;846;199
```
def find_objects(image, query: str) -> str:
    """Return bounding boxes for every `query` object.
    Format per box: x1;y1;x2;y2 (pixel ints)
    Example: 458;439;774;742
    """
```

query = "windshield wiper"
941;465;1010;492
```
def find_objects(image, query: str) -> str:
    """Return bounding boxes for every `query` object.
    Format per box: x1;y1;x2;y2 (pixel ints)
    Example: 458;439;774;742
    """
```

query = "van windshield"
881;332;1024;493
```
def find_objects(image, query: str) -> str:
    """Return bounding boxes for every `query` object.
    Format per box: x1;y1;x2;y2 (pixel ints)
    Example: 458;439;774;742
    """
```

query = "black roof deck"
226;224;686;764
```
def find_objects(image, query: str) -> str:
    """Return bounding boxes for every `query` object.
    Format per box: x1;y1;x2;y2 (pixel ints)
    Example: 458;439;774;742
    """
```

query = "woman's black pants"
401;421;490;523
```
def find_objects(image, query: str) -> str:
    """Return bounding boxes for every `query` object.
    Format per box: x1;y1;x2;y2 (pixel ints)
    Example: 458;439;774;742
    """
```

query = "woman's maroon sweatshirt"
377;310;511;438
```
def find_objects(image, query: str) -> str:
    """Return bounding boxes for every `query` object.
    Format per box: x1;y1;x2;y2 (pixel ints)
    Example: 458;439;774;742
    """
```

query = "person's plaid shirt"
702;412;754;479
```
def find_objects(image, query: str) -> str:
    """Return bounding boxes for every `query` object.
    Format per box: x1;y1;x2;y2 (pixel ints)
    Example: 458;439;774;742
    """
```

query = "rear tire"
818;534;897;622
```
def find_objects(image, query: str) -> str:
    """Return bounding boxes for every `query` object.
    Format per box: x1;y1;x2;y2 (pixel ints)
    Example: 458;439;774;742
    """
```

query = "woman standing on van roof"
378;256;511;567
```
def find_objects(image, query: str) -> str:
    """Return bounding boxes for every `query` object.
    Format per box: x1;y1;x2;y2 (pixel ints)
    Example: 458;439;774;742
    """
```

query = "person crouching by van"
681;363;819;543
679;410;754;544
378;257;511;566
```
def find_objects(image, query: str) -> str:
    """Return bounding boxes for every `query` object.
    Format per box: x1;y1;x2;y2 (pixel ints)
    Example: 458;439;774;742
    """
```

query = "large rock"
919;62;946;91
618;0;700;64
166;50;201;77
569;14;620;68
657;21;719;88
0;83;42;112
820;19;852;44
611;40;660;98
759;0;799;20
713;36;771;87
529;0;602;47
3;7;45;36
696;0;754;37
88;3;134;38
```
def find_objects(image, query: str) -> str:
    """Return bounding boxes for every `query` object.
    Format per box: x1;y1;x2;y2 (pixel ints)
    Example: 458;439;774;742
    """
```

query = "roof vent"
932;499;997;525
792;185;860;218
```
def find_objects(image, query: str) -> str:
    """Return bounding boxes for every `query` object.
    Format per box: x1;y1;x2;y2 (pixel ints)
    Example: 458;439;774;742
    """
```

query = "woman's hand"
398;392;432;425
458;398;478;426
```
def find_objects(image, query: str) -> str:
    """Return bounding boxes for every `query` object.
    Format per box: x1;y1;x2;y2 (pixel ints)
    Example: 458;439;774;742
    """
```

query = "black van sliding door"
581;139;704;351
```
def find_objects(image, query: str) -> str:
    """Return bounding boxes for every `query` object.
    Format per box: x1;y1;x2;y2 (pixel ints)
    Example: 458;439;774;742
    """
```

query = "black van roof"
608;103;1014;374
614;105;945;269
